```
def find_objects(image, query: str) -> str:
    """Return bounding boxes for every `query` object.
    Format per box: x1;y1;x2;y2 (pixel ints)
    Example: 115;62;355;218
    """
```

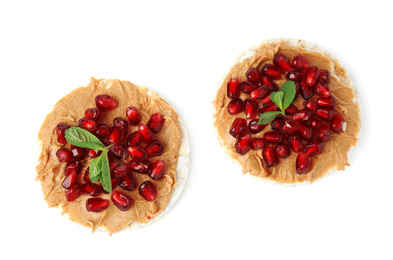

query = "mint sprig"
258;80;296;125
65;126;113;193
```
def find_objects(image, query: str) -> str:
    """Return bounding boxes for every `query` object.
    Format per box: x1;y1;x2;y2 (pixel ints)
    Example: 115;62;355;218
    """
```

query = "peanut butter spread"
36;78;182;234
213;39;361;183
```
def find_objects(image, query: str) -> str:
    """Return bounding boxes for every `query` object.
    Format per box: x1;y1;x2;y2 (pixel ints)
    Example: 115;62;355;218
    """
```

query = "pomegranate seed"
64;161;80;176
246;68;262;83
110;145;127;160
331;114;345;132
315;80;331;98
298;125;313;141
113;117;128;131
261;93;272;104
262;76;279;91
251;138;265;150
310;118;321;129
296;153;311;174
148;160;166;180
258;102;279;115
56;123;69;144
145;140;164;157
119;172;137;191
299;81;314;100
271;117;284;131
110;161;120;172
138;124;154;143
227;98;244;115
287;134;304;153
71;145;85;161
279;119;301;134
126;106;141;125
286;70;304;82
128;160;151;174
304;66;320;87
127;131;142;147
84;167;92;183
227;78;240;99
147;113;165;133
316;124;331;142
78;117;98;132
108;127;124;144
248;119;266;134
292;54;310;72
101;178;120;194
285;104;299;115
304;140;323;156
244;99;258;119
88;148;102;158
275;144;290;158
262;146;279;167
263;131;283;144
229;118;247;138
56;148;73;163
262;64;283;79
95;95;118;110
62;169;77;189
292;110;313;122
65;184;81;202
319;70;331;84
95;124;111;138
86;198;110;212
316;109;333;122
127;147;147;161
139;181;157;201
250;85;269;101
112;191;134;211
273;53;292;72
235;134;252;155
304;100;317;112
240;81;257;94
85;108;101;121
317;96;336;110
81;183;101;196
112;164;130;178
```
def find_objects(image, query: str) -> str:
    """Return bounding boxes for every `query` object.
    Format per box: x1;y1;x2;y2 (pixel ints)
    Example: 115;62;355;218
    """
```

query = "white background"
0;0;392;259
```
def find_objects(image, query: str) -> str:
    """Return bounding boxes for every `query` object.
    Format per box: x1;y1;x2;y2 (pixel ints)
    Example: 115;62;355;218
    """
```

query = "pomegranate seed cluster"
227;53;346;174
55;94;167;213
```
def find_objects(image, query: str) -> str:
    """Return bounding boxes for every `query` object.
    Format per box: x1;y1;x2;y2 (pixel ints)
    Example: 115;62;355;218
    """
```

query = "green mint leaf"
270;91;284;112
65;127;105;150
89;155;103;181
279;80;296;110
89;172;101;184
257;111;282;125
99;150;112;193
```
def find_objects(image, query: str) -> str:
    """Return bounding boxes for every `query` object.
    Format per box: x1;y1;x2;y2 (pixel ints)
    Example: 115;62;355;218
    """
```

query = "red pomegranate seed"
261;94;272;104
127;131;142;147
127;147;147;161
251;138;265;150
108;127;124;144
316;124;331;142
86;198;110;212
250;85;269;101
304;140;323;156
126;106;141;125
101;178;120;194
84;167;92;183
139;181;157;201
304;66;320;87
88;149;102;158
148;160;166;180
227;98;244;115
273;53;292;72
285;104;299;115
78;117;98;132
244;99;258;119
113;117;128;131
299;125;313;141
112;191;134;211
287;134;304;152
147;113;165;133
119;172;137;191
263;131;283;144
275;144;290;158
304;100;317;112
71;145;85;161
319;70;331;84
248;119;266;134
227;78;240;99
240;81;257;94
316;109;333;122
271;117;284;131
279;119;301;134
128;160;151;174
229;118;247;138
286;70;304;82
64;161;80;176
246;68;262;83
262;64;283;79
81;183;101;196
331;114;345;132
235;134;252;155
95;95;118;111
292;109;313;122
110;161;120;172
314;80;331;98
65;184;81;202
296;153;310;174
292;54;310;72
258;102;279;115
262;76;279;91
112;164;130;178
56;123;69;144
310;118;321;129
262;146;279;167
138;124;154;143
85;108;101;121
110;144;127;160
299;81;314;100
56;148;73;163
317;96;336;110
62;169;77;189
145;140;164;157
95;124;111;138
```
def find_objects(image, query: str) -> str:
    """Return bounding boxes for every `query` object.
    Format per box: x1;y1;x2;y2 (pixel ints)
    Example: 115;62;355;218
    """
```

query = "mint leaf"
99;150;112;193
89;155;104;180
270;91;284;112
258;111;282;125
279;80;296;110
65;127;105;150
